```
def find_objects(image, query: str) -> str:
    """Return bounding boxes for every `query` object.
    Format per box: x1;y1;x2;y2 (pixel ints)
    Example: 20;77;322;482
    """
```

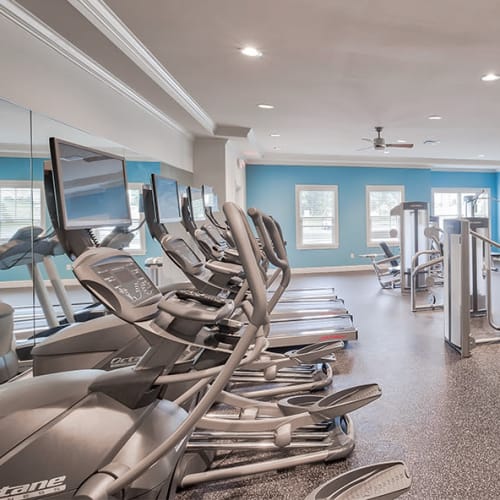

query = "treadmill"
145;176;357;346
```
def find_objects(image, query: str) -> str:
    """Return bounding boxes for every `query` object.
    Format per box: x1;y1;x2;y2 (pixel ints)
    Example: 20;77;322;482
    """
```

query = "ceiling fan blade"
386;143;414;148
356;146;373;151
361;138;373;142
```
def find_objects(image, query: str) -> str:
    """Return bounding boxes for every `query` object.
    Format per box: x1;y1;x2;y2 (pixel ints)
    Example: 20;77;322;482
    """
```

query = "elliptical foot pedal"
278;384;382;421
286;341;344;364
305;461;411;499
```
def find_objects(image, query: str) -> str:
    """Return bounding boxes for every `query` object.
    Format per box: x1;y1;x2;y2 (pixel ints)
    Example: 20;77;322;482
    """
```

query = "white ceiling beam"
68;0;216;134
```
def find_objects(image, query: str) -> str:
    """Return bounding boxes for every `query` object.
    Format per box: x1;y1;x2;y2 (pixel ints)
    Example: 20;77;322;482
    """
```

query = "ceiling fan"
358;126;414;151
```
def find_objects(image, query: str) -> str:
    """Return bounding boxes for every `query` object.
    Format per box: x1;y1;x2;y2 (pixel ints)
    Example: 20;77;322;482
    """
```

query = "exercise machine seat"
379;242;400;268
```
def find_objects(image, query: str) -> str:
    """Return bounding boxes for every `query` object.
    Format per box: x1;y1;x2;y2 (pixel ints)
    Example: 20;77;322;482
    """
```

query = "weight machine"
443;217;500;357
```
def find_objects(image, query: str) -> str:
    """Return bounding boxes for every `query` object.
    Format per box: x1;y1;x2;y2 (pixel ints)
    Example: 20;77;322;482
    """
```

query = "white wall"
192;137;246;208
193;137;227;201
226;140;246;208
0;14;193;171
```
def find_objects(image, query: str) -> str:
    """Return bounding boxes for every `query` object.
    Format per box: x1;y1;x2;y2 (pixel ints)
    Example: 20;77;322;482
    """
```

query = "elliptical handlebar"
224;203;268;327
248;207;288;270
104;201;269;495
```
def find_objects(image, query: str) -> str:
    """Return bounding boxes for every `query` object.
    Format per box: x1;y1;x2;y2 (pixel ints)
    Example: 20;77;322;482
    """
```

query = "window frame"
295;184;339;250
365;185;405;247
0;180;46;244
431;187;490;226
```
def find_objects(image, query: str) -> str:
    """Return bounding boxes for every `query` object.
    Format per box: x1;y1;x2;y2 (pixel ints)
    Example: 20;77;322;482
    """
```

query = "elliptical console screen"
152;174;181;223
189;187;206;222
202;185;219;211
91;257;157;305
178;184;188;210
50;138;131;230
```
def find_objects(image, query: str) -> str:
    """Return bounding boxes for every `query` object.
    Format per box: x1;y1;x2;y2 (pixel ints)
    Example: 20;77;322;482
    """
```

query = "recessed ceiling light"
257;104;274;109
478;154;485;158
424;139;440;145
481;73;500;82
240;46;263;57
384;150;390;154
397;139;406;143
273;146;281;151
428;115;442;120
270;133;281;137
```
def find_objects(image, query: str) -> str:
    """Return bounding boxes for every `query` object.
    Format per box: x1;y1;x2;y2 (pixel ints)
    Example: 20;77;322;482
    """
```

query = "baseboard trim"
291;265;372;274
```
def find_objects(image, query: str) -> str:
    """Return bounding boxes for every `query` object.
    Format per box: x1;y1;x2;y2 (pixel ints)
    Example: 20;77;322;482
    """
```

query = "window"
296;185;338;249
432;188;489;228
366;185;404;246
93;184;146;254
0;181;45;244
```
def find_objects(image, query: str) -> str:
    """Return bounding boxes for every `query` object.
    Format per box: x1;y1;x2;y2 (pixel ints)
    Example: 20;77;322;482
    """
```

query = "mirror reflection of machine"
390;201;429;292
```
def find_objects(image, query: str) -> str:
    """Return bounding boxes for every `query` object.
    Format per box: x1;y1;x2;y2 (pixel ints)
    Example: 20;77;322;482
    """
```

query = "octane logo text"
0;476;66;500
110;356;141;368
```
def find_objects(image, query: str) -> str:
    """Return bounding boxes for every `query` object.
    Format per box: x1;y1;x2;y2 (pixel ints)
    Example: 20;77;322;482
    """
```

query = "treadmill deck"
267;315;358;347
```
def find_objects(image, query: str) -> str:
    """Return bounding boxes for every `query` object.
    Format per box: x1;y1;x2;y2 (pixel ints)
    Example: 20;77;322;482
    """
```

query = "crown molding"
0;143;153;161
68;0;216;134
0;0;190;138
246;153;500;172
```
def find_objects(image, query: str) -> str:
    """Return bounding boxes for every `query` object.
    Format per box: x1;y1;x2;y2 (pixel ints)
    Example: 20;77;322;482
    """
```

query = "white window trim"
431;187;490;220
295;184;339;250
365;185;405;248
0;180;46;244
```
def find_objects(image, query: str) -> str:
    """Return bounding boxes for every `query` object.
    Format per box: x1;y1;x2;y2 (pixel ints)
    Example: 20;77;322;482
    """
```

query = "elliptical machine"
0;138;271;499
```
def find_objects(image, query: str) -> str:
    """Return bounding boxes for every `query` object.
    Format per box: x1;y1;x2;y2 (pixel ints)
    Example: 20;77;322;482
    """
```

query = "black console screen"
91;258;158;305
51;139;131;230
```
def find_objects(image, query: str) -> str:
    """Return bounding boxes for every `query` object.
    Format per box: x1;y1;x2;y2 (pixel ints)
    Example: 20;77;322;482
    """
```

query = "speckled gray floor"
176;271;500;499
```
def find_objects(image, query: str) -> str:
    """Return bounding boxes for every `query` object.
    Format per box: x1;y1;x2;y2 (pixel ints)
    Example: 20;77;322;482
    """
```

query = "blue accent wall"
0;157;160;282
246;164;498;268
0;157;34;180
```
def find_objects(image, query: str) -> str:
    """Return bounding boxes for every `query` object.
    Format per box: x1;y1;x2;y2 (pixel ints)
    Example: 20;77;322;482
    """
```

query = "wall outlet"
66;264;72;271
350;252;355;259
